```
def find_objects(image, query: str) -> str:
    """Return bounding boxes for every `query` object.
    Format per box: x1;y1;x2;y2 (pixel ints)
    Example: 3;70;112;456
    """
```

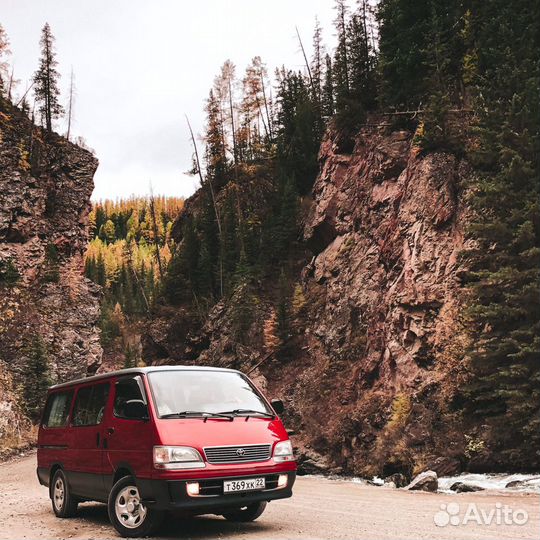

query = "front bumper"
137;471;296;512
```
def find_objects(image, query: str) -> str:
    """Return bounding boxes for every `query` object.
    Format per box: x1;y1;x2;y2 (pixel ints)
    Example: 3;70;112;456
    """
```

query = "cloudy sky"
2;0;336;200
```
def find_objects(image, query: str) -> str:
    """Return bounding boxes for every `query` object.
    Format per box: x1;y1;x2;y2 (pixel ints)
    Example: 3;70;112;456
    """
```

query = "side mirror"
270;399;284;415
124;400;148;420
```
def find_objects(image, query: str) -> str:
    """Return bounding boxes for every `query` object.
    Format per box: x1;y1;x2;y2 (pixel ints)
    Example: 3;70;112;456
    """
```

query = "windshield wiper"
160;410;234;421
219;409;275;419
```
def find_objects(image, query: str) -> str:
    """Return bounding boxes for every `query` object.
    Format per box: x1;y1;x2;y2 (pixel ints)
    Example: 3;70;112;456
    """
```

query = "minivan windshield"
147;370;272;418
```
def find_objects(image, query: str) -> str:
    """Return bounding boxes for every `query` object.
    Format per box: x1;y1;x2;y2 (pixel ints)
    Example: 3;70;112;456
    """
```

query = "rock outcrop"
0;101;101;449
406;470;438;492
262;124;472;476
143;120;474;477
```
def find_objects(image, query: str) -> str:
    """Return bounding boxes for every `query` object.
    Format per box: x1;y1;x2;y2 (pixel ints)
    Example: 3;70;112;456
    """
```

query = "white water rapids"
347;473;540;493
438;473;540;493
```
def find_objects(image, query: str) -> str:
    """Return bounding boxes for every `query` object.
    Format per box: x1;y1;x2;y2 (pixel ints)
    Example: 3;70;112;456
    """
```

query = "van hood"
155;417;288;448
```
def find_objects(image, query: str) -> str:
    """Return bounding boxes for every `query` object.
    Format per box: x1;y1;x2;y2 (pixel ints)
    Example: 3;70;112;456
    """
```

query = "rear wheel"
222;501;267;522
51;469;78;518
108;475;164;537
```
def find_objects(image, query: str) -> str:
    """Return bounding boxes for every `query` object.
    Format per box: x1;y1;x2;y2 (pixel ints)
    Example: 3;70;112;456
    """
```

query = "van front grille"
204;444;272;464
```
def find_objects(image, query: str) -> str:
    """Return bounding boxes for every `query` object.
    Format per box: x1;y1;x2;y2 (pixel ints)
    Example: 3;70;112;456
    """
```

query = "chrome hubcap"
115;486;147;529
53;478;65;510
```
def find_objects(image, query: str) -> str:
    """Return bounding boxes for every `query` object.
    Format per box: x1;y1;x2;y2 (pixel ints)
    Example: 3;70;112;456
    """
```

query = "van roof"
48;365;240;391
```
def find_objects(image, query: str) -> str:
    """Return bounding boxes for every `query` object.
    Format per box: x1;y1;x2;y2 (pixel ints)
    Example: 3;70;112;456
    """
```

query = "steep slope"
268;124;473;476
0;101;101;451
143;119;486;477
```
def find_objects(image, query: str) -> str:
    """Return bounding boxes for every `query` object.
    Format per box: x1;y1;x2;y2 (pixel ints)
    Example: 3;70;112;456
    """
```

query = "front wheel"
222;501;267;522
51;469;78;518
108;476;164;537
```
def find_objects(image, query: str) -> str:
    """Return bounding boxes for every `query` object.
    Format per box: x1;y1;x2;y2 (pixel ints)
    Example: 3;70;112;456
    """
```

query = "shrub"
0;258;20;287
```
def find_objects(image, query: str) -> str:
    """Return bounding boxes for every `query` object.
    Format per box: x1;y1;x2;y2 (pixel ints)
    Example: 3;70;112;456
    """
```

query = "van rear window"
72;383;110;426
43;391;73;428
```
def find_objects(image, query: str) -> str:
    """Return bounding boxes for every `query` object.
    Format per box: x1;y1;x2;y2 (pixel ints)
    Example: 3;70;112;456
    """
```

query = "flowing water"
438;472;540;493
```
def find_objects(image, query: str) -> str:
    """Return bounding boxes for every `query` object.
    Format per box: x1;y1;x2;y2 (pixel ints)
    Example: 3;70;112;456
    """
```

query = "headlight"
273;440;294;462
153;446;205;469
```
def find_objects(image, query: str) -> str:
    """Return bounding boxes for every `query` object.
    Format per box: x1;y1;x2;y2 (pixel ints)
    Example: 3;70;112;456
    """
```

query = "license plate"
223;477;265;493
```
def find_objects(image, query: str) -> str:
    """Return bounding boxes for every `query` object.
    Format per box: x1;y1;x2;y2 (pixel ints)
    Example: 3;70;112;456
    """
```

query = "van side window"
42;391;73;428
113;377;147;419
72;383;110;426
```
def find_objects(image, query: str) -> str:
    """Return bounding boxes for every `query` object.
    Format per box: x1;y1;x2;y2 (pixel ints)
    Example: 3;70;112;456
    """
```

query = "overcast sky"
2;0;336;200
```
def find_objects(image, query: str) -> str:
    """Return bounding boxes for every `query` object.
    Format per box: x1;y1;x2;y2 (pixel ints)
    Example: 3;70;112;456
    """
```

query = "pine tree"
221;192;239;290
321;54;335;118
95;252;106;286
230;280;255;344
463;0;540;466
377;0;432;108
33;23;64;132
214;60;238;165
0;257;20;286
332;0;351;112
275;69;319;194
311;18;324;108
204;89;228;188
21;336;51;421
164;220;199;305
347;8;376;111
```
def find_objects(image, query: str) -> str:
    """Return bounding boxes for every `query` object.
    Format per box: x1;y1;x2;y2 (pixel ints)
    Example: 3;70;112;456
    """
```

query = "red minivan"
37;366;296;537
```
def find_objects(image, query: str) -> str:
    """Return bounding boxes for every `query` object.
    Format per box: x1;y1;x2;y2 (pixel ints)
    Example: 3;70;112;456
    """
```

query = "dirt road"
0;452;538;540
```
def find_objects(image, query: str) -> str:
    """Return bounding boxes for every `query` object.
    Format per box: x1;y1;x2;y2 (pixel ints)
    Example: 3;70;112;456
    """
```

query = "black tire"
222;501;267;522
51;469;78;518
107;475;164;538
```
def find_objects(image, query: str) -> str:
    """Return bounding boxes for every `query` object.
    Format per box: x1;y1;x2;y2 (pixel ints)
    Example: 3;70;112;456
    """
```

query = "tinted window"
72;383;110;426
148;371;271;417
43;391;73;428
114;377;147;419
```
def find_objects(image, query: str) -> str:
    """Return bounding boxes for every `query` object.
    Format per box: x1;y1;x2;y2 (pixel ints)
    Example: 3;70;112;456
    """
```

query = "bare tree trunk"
255;96;270;140
260;71;273;140
295;26;315;95
15;81;34;108
66;68;74;141
228;79;238;166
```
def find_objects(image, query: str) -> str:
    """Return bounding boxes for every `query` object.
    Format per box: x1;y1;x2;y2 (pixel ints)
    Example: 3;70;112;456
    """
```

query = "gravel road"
0;452;538;540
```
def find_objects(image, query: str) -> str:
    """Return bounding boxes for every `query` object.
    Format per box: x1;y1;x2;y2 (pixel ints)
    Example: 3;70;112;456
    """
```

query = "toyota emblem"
236;448;246;456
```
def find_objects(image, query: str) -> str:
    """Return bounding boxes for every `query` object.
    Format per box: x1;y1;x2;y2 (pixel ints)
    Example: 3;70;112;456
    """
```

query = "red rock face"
265;125;474;476
306;127;469;374
0;103;102;442
143;122;475;476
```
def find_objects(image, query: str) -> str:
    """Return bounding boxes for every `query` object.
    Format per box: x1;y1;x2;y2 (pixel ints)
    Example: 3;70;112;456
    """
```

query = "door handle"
107;427;115;436
96;432;100;447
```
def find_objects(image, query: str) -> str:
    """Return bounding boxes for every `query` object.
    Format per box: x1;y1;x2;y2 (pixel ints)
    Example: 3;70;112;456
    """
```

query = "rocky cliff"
274;124;473;477
143;120;479;478
0;100;101;452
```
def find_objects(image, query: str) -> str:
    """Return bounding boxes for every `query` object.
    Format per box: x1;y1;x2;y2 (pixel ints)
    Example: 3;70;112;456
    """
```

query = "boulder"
450;482;484;493
384;473;408;488
406;470;438;492
505;477;540;489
